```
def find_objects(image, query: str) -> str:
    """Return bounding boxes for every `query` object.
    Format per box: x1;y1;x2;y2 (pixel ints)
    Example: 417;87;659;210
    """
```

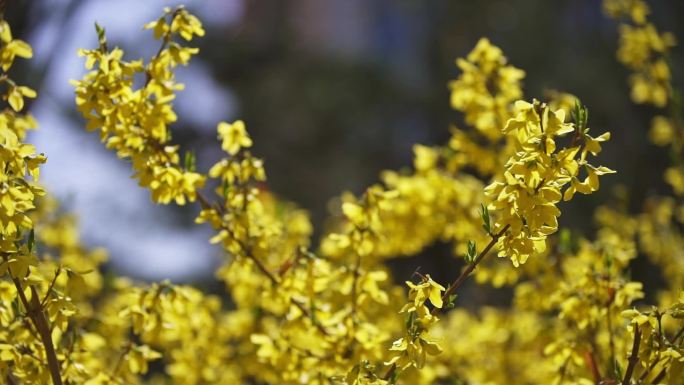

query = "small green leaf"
446;294;458;309
558;228;572;254
390;370;399;384
405;312;415;330
346;364;360;385
614;359;623;380
94;22;107;50
184;150;196;172
303;249;318;260
465;240;477;264
27;229;35;253
309;300;317;323
480;203;491;235
572;100;590;134
222;180;229;198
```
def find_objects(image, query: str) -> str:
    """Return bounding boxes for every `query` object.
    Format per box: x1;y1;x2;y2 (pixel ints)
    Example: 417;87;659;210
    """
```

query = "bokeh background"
5;0;684;289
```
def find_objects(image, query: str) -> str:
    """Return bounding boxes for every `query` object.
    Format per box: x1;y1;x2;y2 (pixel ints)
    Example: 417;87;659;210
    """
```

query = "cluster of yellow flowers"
604;0;676;108
604;0;684;199
386;276;444;371
486;100;614;266
0;2;682;385
72;7;206;205
449;37;525;142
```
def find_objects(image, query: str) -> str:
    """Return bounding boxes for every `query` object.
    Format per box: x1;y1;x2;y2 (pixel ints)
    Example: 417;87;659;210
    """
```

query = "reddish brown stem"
622;324;641;385
196;191;330;336
431;224;509;316
584;350;601;384
384;224;510;381
11;278;63;385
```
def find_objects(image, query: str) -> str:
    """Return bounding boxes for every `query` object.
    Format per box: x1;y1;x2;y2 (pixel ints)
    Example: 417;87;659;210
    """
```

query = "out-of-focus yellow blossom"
603;0;650;24
606;0;684;205
218;120;253;155
605;0;676;108
649;115;675;146
449;38;525;141
664;167;684;196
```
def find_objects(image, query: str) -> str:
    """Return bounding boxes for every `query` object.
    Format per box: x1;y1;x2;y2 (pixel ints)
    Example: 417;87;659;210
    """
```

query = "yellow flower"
649;115;675;146
6;85;37;112
0;20;32;71
218;120;253;155
486;100;614;266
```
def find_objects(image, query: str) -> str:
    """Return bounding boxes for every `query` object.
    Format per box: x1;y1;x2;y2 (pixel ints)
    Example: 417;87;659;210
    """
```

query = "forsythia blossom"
0;3;680;385
72;6;205;205
485;100;615;266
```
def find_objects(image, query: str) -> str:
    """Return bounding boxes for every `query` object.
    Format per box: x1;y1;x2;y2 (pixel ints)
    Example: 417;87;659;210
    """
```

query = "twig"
111;341;132;376
11;277;63;385
383;364;397;383
383;224;510;381
670;326;684;345
584;350;601;384
6;373;18;385
607;305;616;368
143;8;182;87
41;267;61;307
622;324;641;385
650;366;666;384
350;252;362;317
638;352;661;382
196;192;330;336
431;224;510;317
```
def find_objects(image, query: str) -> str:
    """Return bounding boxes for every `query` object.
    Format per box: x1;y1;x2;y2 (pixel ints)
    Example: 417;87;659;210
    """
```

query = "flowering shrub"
1;1;683;384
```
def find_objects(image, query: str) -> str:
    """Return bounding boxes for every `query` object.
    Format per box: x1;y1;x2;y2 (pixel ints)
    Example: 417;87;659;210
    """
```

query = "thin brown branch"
383;224;510;381
111;341;131;376
639;352;661;382
6;373;18;385
650;366;666;384
41;267;61;308
196;191;330;336
622;324;641;385
670;326;684;345
607;305;616;367
583;350;601;384
17;346;47;366
431;224;510;317
383;364;397;383
11;277;63;385
350;252;362;317
144;8;182;87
